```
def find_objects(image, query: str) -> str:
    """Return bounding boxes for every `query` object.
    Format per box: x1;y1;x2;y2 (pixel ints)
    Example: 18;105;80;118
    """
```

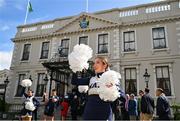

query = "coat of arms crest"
79;17;89;29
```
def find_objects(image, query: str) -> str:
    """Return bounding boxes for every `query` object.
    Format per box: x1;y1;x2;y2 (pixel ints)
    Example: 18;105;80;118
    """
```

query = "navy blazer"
156;95;171;119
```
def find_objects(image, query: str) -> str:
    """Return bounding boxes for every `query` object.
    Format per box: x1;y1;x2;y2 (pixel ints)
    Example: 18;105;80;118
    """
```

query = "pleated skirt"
83;95;112;120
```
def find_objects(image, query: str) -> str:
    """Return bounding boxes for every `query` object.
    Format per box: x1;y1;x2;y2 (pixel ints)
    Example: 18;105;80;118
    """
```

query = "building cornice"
121;15;180;27
12;25;118;42
12;15;180;42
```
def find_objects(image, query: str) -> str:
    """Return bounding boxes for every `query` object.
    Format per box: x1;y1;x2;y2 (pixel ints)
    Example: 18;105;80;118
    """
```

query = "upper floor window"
123;31;135;52
98;34;108;54
156;66;171;96
79;36;88;45
152;27;166;49
15;74;26;97
22;44;31;61
60;39;69;57
125;68;137;95
40;42;49;59
36;73;46;97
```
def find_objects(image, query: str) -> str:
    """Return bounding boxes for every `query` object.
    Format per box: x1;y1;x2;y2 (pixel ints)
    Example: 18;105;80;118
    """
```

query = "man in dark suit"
141;88;155;121
156;88;171;120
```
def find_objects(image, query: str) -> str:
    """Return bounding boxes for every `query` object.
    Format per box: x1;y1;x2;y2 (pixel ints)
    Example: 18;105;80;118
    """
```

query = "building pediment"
54;13;118;34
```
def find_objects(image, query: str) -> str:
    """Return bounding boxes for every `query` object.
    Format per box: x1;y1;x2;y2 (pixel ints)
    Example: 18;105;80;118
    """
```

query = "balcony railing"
145;4;171;13
119;0;179;18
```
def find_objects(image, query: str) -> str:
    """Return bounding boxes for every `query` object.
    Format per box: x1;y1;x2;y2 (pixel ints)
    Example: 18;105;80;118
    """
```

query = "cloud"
0;51;12;70
0;25;10;31
0;0;5;7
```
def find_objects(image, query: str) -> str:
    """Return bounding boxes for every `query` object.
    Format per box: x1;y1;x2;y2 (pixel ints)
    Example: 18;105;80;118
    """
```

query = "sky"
0;0;162;70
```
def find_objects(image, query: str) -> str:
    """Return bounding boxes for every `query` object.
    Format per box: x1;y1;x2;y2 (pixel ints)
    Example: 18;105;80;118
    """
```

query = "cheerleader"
43;89;59;121
71;56;120;120
21;89;39;121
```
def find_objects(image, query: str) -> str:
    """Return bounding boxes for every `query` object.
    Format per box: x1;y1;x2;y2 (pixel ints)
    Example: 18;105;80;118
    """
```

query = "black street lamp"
143;69;150;88
28;75;33;90
3;76;9;111
43;74;49;91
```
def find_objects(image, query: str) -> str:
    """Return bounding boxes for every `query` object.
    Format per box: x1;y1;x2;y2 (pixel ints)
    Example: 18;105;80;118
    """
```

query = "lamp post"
143;69;150;88
43;74;49;92
3;77;9;111
28;75;32;90
48;72;53;98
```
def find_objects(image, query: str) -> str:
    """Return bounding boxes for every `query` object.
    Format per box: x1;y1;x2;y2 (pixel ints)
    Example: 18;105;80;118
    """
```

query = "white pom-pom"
68;44;93;73
78;86;89;93
21;79;32;87
25;102;35;111
98;70;121;101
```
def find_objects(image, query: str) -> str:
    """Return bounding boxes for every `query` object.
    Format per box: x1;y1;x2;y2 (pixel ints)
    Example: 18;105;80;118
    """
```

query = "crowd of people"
112;88;171;121
20;89;87;121
20;87;171;121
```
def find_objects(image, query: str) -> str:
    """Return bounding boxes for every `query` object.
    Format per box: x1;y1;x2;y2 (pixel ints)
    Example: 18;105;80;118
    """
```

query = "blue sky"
0;0;160;70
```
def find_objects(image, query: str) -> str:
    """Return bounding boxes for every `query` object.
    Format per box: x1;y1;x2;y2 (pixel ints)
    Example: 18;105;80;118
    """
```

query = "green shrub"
171;103;180;120
0;99;10;112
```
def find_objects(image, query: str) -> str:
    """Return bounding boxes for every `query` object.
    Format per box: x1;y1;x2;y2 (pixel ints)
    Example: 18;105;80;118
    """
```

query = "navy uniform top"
71;72;103;95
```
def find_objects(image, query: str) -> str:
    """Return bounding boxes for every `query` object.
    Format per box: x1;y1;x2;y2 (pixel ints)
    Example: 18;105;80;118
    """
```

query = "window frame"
152;27;167;49
79;36;88;45
21;44;31;61
40;41;50;59
155;66;171;96
60;39;69;57
124;68;137;95
35;73;46;97
123;31;136;52
97;33;109;54
15;74;26;97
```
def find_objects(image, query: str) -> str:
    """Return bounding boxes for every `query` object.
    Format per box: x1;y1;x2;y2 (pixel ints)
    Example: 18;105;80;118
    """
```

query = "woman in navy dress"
72;56;117;120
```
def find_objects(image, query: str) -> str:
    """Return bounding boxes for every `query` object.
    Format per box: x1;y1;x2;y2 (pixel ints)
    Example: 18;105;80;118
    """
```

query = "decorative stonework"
176;21;180;55
11;43;18;67
112;29;120;59
51;38;59;58
55;13;118;33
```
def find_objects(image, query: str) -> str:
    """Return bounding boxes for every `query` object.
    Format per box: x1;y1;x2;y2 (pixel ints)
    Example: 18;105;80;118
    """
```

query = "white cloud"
0;25;10;31
0;0;5;7
0;51;12;70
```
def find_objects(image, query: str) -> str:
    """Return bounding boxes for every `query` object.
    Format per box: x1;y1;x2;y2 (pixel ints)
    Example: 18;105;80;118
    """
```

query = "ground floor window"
156;66;171;96
125;68;137;95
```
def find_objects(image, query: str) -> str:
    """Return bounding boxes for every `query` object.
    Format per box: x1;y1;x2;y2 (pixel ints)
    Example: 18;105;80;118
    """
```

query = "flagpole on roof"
24;0;31;24
86;0;89;13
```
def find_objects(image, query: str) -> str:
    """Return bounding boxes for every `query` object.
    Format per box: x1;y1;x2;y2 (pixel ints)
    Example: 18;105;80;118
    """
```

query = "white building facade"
7;0;180;110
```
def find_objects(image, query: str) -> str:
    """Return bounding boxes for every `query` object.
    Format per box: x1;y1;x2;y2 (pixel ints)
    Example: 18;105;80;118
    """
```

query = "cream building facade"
7;0;180;110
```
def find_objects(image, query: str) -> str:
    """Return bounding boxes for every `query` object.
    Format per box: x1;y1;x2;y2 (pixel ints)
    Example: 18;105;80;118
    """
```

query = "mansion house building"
6;0;180;111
